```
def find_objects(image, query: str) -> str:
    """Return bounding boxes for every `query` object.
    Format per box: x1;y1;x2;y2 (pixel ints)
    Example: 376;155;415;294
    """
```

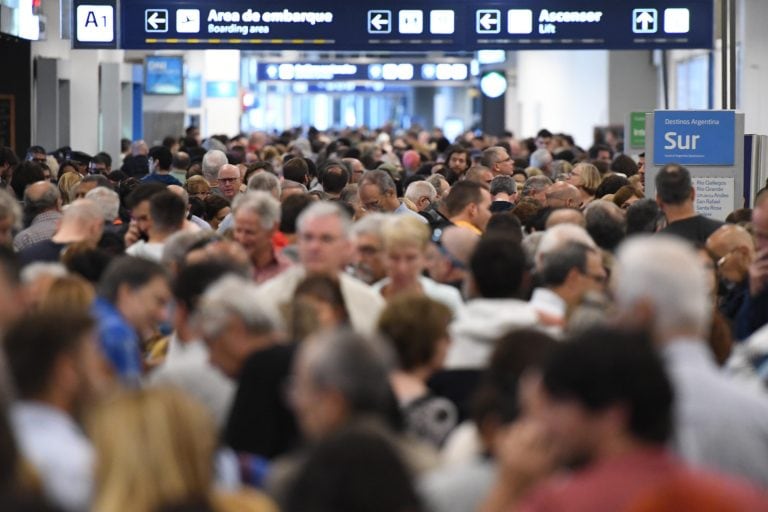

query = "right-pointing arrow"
636;11;654;30
372;13;388;30
480;12;496;30
148;11;162;29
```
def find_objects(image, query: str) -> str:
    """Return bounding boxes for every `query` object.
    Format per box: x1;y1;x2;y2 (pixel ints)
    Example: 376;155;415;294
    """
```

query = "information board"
255;62;470;83
119;0;714;51
653;110;736;166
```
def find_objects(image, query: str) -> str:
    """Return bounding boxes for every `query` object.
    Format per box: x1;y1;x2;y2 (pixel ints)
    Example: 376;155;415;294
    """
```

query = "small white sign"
693;176;735;221
399;10;423;34
507;9;533;35
76;5;114;43
176;9;200;34
664;8;690;34
429;10;454;35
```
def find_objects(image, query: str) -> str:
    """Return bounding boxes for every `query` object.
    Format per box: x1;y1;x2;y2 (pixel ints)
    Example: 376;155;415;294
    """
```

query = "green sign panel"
630;111;647;149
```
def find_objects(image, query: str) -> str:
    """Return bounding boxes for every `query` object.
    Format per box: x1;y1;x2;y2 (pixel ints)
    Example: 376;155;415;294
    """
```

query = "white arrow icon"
479;12;497;31
632;8;657;34
371;13;388;30
636;11;654;31
148;12;163;30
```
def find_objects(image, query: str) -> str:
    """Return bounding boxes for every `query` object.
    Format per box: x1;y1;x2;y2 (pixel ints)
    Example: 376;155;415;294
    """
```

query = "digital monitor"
145;56;184;95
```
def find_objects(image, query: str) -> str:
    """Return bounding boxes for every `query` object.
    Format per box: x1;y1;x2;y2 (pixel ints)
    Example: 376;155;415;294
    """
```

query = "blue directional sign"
118;0;714;51
653;110;736;166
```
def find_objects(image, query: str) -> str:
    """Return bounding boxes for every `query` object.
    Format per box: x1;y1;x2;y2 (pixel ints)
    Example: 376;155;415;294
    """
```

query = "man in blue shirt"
93;256;171;385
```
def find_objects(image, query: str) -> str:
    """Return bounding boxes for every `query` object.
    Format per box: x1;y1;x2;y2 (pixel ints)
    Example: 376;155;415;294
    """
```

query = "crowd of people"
0;124;767;511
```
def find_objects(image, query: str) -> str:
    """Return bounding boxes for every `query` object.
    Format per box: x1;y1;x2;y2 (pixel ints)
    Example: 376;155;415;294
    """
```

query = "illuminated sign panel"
118;1;713;51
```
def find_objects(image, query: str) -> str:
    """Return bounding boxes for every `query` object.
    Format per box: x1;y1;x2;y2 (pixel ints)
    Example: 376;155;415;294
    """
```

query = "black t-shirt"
18;239;68;267
225;344;299;459
660;215;724;245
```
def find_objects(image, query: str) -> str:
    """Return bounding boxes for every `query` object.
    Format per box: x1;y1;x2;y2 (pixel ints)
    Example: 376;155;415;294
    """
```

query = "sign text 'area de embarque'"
116;0;714;51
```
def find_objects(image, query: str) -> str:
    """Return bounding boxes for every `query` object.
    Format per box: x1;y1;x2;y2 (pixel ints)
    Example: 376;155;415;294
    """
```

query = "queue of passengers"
0;125;767;512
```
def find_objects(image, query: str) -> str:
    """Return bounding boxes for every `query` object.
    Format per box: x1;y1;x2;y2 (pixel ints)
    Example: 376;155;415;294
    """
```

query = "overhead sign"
73;0;117;49
118;0;714;51
256;62;470;83
653;110;736;166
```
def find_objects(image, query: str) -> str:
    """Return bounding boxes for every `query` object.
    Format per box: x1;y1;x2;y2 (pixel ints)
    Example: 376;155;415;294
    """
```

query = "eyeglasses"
219;177;240;184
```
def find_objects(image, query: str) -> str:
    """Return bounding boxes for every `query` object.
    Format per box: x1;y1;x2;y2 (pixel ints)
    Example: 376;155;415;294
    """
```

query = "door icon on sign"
176;9;200;34
632;8;658;34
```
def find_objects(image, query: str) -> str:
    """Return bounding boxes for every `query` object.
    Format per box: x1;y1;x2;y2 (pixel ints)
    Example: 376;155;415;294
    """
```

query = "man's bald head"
546;182;581;209
546;208;585;229
23;181;61;221
440;225;480;267
707;224;755;260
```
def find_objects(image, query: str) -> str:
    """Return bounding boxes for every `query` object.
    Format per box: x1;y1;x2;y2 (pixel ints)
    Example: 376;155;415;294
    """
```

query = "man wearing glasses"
480;146;514;178
217;164;243;202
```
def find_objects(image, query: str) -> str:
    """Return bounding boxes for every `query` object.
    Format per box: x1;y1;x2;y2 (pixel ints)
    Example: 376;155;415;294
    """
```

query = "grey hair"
232;191;281;230
23;182;60;214
202;150;228;183
247;171;281;198
0;188;21;230
425;174;447;196
490;175;516;196
85;186;120;222
522;175;553;197
480;146;506;168
404;181;436;205
20;262;68;285
197;275;279;340
535;223;596;272
160;230;218;269
358;169;396;194
296;200;352;238
530;149;553;170
282;179;308;194
299;328;395;415
62;198;103;225
614;235;711;337
350;212;389;240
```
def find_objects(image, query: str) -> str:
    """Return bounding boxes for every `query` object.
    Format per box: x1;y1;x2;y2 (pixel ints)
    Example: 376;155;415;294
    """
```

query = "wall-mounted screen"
145;56;184;95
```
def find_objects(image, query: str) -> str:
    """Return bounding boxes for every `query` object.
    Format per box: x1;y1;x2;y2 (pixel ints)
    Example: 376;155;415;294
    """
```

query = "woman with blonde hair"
57;170;82;205
38;274;95;314
373;215;462;313
89;387;276;512
568;162;602;207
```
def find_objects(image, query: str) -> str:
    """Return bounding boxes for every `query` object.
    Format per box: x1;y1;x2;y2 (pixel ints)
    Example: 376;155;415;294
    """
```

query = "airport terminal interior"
3;1;768;511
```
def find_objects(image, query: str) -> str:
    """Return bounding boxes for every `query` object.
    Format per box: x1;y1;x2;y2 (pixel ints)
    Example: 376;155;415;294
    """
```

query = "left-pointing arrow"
148;12;162;29
372;14;387;30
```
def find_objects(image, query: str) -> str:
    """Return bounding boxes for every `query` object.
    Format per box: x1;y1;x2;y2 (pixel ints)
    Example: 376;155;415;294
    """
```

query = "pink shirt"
520;448;768;512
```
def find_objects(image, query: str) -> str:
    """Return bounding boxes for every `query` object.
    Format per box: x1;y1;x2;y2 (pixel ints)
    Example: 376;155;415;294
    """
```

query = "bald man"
707;224;755;287
546;208;586;229
545;182;581;210
14;181;62;251
426;225;479;292
18;199;104;266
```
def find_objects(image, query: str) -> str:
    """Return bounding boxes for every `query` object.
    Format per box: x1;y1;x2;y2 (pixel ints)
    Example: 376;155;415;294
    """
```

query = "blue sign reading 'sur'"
653;110;736;166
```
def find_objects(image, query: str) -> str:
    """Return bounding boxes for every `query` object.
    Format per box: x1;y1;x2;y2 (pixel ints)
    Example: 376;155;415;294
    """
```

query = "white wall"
516;50;609;148
203;50;241;137
739;0;768;135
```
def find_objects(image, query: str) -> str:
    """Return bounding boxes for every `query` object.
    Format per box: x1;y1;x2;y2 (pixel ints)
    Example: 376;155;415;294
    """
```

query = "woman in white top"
373;215;463;314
